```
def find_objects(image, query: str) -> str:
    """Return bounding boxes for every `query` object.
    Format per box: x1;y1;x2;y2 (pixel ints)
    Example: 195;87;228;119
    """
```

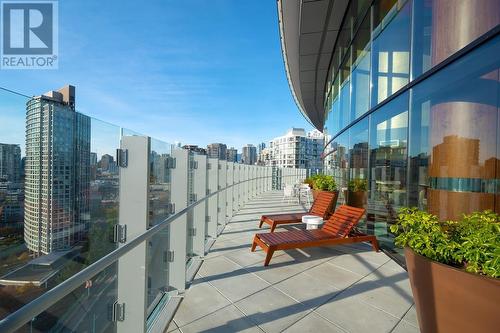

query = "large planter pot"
311;189;335;201
312;189;321;200
405;247;500;333
347;191;367;208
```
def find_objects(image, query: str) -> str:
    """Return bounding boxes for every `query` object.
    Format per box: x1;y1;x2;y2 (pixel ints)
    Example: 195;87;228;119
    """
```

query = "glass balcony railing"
0;87;307;333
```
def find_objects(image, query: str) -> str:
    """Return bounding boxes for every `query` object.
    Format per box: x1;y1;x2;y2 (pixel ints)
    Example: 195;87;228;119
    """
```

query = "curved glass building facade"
280;0;500;254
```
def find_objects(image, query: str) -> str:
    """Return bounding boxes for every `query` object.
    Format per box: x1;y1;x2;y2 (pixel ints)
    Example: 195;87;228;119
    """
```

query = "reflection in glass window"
351;13;371;120
371;0;411;106
348;119;369;231
409;35;500;220
349;119;369;181
339;49;352;129
328;76;341;136
329;133;349;204
368;92;408;248
411;0;500;79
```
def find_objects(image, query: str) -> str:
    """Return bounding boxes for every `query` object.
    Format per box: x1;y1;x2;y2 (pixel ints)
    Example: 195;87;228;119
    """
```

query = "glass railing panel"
217;160;227;231
191;153;207;256
226;162;234;220
206;158;218;239
234;164;240;211
146;138;172;314
16;265;117;333
186;152;195;258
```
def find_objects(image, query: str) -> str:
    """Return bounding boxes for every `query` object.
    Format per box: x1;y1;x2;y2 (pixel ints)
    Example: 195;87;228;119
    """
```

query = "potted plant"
303;176;314;189
390;208;500;333
347;178;367;208
311;174;337;200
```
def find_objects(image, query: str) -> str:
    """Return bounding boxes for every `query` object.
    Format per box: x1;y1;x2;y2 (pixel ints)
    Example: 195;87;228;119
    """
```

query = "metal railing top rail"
0;172;303;332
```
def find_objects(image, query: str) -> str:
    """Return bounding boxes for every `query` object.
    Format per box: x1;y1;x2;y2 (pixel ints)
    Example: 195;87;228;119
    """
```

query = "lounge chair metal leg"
264;249;274;266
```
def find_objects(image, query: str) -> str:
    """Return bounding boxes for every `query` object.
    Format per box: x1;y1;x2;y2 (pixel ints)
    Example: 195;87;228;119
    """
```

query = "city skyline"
0;89;314;160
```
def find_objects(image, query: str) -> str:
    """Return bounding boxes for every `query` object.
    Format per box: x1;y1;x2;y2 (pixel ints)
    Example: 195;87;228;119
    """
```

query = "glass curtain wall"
322;0;500;255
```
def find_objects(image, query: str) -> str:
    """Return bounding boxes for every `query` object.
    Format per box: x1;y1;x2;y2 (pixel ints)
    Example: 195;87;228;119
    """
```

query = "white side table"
301;215;324;230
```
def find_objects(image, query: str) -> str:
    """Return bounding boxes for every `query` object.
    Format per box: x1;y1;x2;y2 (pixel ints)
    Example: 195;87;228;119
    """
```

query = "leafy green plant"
311;174;337;192
390;208;500;278
348;178;368;192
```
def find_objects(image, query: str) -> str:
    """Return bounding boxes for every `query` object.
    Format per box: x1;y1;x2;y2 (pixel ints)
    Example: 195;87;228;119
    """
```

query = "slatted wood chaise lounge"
251;205;379;266
258;191;338;232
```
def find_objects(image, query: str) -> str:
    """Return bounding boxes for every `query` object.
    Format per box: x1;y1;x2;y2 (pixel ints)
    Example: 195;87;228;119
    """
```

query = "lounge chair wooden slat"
251;205;379;266
259;191;338;232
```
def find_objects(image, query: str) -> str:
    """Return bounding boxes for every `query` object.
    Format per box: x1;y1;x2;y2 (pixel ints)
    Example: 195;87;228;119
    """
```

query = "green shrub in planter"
390;208;500;278
312;174;337;192
348;178;367;192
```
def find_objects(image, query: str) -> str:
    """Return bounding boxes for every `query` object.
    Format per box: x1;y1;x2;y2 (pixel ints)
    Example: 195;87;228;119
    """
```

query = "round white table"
301;215;324;230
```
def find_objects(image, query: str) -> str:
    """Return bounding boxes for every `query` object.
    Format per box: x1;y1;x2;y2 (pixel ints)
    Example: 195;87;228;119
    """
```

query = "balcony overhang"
277;0;349;131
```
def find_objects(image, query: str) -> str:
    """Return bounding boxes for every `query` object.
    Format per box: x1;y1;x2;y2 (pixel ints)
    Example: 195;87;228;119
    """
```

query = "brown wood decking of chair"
258;191;338;232
251;205;379;266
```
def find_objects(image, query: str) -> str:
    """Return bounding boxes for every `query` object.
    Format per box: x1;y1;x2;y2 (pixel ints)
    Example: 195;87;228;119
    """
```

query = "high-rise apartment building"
0;143;23;226
242;144;257;165
0;143;21;183
90;152;97;166
257;147;271;166
182;145;207;155
99;154;114;171
207;143;227;160
257;143;266;154
24;85;91;255
268;128;323;171
226;147;238;162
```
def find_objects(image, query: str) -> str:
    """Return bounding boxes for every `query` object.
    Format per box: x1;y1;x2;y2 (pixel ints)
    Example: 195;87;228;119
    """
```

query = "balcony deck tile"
327;251;389;276
177;305;262;333
199;256;270;302
314;295;400;332
274;269;342;308
282;312;347;333
402;304;419;327
392;319;421;333
172;278;231;327
233;286;311;333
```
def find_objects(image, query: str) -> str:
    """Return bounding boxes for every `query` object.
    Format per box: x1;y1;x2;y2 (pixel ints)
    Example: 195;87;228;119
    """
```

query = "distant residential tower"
24;86;91;255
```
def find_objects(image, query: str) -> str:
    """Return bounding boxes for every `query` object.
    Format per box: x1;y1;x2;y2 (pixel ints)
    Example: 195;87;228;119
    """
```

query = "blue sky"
1;0;312;151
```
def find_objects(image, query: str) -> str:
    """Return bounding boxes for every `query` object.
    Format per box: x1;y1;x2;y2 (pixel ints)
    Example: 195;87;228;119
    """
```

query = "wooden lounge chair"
259;191;338;232
251;205;379;266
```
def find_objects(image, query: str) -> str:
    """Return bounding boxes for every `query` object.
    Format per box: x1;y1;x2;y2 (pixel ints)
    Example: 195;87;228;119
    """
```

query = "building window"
368;92;408;248
371;0;411;106
409;35;500;220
